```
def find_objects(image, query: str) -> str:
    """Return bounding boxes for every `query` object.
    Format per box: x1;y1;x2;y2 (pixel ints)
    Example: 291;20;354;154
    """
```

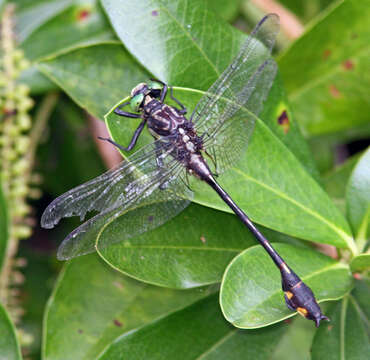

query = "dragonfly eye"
147;80;163;98
130;93;145;112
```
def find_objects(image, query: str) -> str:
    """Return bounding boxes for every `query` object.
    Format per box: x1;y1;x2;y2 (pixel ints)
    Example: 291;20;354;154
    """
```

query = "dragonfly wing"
191;13;279;126
57;163;192;260
201;59;278;174
41;137;178;229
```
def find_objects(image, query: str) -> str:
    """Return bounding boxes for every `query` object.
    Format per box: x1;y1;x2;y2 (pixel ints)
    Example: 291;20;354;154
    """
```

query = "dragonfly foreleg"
150;78;168;103
114;101;141;118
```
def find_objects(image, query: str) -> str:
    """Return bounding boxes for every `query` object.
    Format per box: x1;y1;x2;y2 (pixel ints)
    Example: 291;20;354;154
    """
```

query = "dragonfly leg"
98;119;146;152
150;78;168;103
204;149;219;177
170;87;187;115
114;101;141;118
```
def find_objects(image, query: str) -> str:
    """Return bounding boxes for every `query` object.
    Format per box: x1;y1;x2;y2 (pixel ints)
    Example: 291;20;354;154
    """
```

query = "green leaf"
38;43;149;120
279;0;370;136
311;283;370;360
43;254;216;360
0;303;22;360
0;181;8;272
100;0;245;90
322;153;361;213
98;203;256;288
346;147;370;250
21;0;115;61
220;243;352;328
15;0;73;43
206;0;241;21
350;253;370;272
97;293;289;360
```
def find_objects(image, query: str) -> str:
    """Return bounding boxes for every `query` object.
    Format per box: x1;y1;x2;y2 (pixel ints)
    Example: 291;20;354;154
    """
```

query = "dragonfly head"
130;81;164;112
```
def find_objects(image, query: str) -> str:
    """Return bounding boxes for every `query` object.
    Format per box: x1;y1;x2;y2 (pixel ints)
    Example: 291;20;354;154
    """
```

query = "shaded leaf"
346;147;370;250
323;153;361;213
97;293;289;360
279;0;370;136
43;254;216;360
220;243;352;328
0;303;22;360
350;253;370;272
15;0;73;43
206;0;241;21
311;286;370;359
21;0;115;61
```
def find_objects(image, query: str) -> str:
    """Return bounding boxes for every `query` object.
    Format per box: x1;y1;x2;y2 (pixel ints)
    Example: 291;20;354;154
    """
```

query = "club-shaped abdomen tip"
315;314;330;328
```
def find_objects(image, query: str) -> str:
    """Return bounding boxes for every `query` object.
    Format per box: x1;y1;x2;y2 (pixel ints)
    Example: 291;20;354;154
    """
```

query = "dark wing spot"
114;319;123;327
322;49;331;60
329;85;341;99
342;59;354;70
151;10;159;16
76;8;90;22
277;110;290;134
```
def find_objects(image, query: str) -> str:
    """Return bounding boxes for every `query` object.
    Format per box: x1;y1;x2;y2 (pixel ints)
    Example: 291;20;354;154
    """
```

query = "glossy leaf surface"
220;243;352;328
98;203;255;288
0;304;22;360
346;147;370;248
98;293;289;360
279;0;370;136
43;254;215;360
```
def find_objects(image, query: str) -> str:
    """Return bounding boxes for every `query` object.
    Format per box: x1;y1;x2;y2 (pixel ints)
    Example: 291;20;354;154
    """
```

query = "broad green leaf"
100;0;245;90
21;0;115;61
0;181;8;272
220;243;352;328
279;0;370;136
15;0;73;43
346;147;370;250
350;253;370;272
43;254;216;360
0;304;22;360
98;293;289;360
37;43;149;120
351;278;370;321
38;42;317;178
104;88;353;251
311;290;370;359
98;203;256;288
323;153;361;213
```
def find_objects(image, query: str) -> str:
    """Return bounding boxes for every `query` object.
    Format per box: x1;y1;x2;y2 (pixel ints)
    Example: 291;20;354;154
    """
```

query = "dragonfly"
41;14;328;327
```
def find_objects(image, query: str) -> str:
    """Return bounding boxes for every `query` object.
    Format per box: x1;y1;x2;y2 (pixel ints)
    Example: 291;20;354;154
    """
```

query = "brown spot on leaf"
284;318;292;324
277;110;290;134
200;235;206;244
148;215;154;222
78;329;83;334
353;273;362;280
322;49;331;60
114;319;123;327
329;85;341;98
342;59;354;70
351;33;358;39
151;10;159;16
76;8;90;22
